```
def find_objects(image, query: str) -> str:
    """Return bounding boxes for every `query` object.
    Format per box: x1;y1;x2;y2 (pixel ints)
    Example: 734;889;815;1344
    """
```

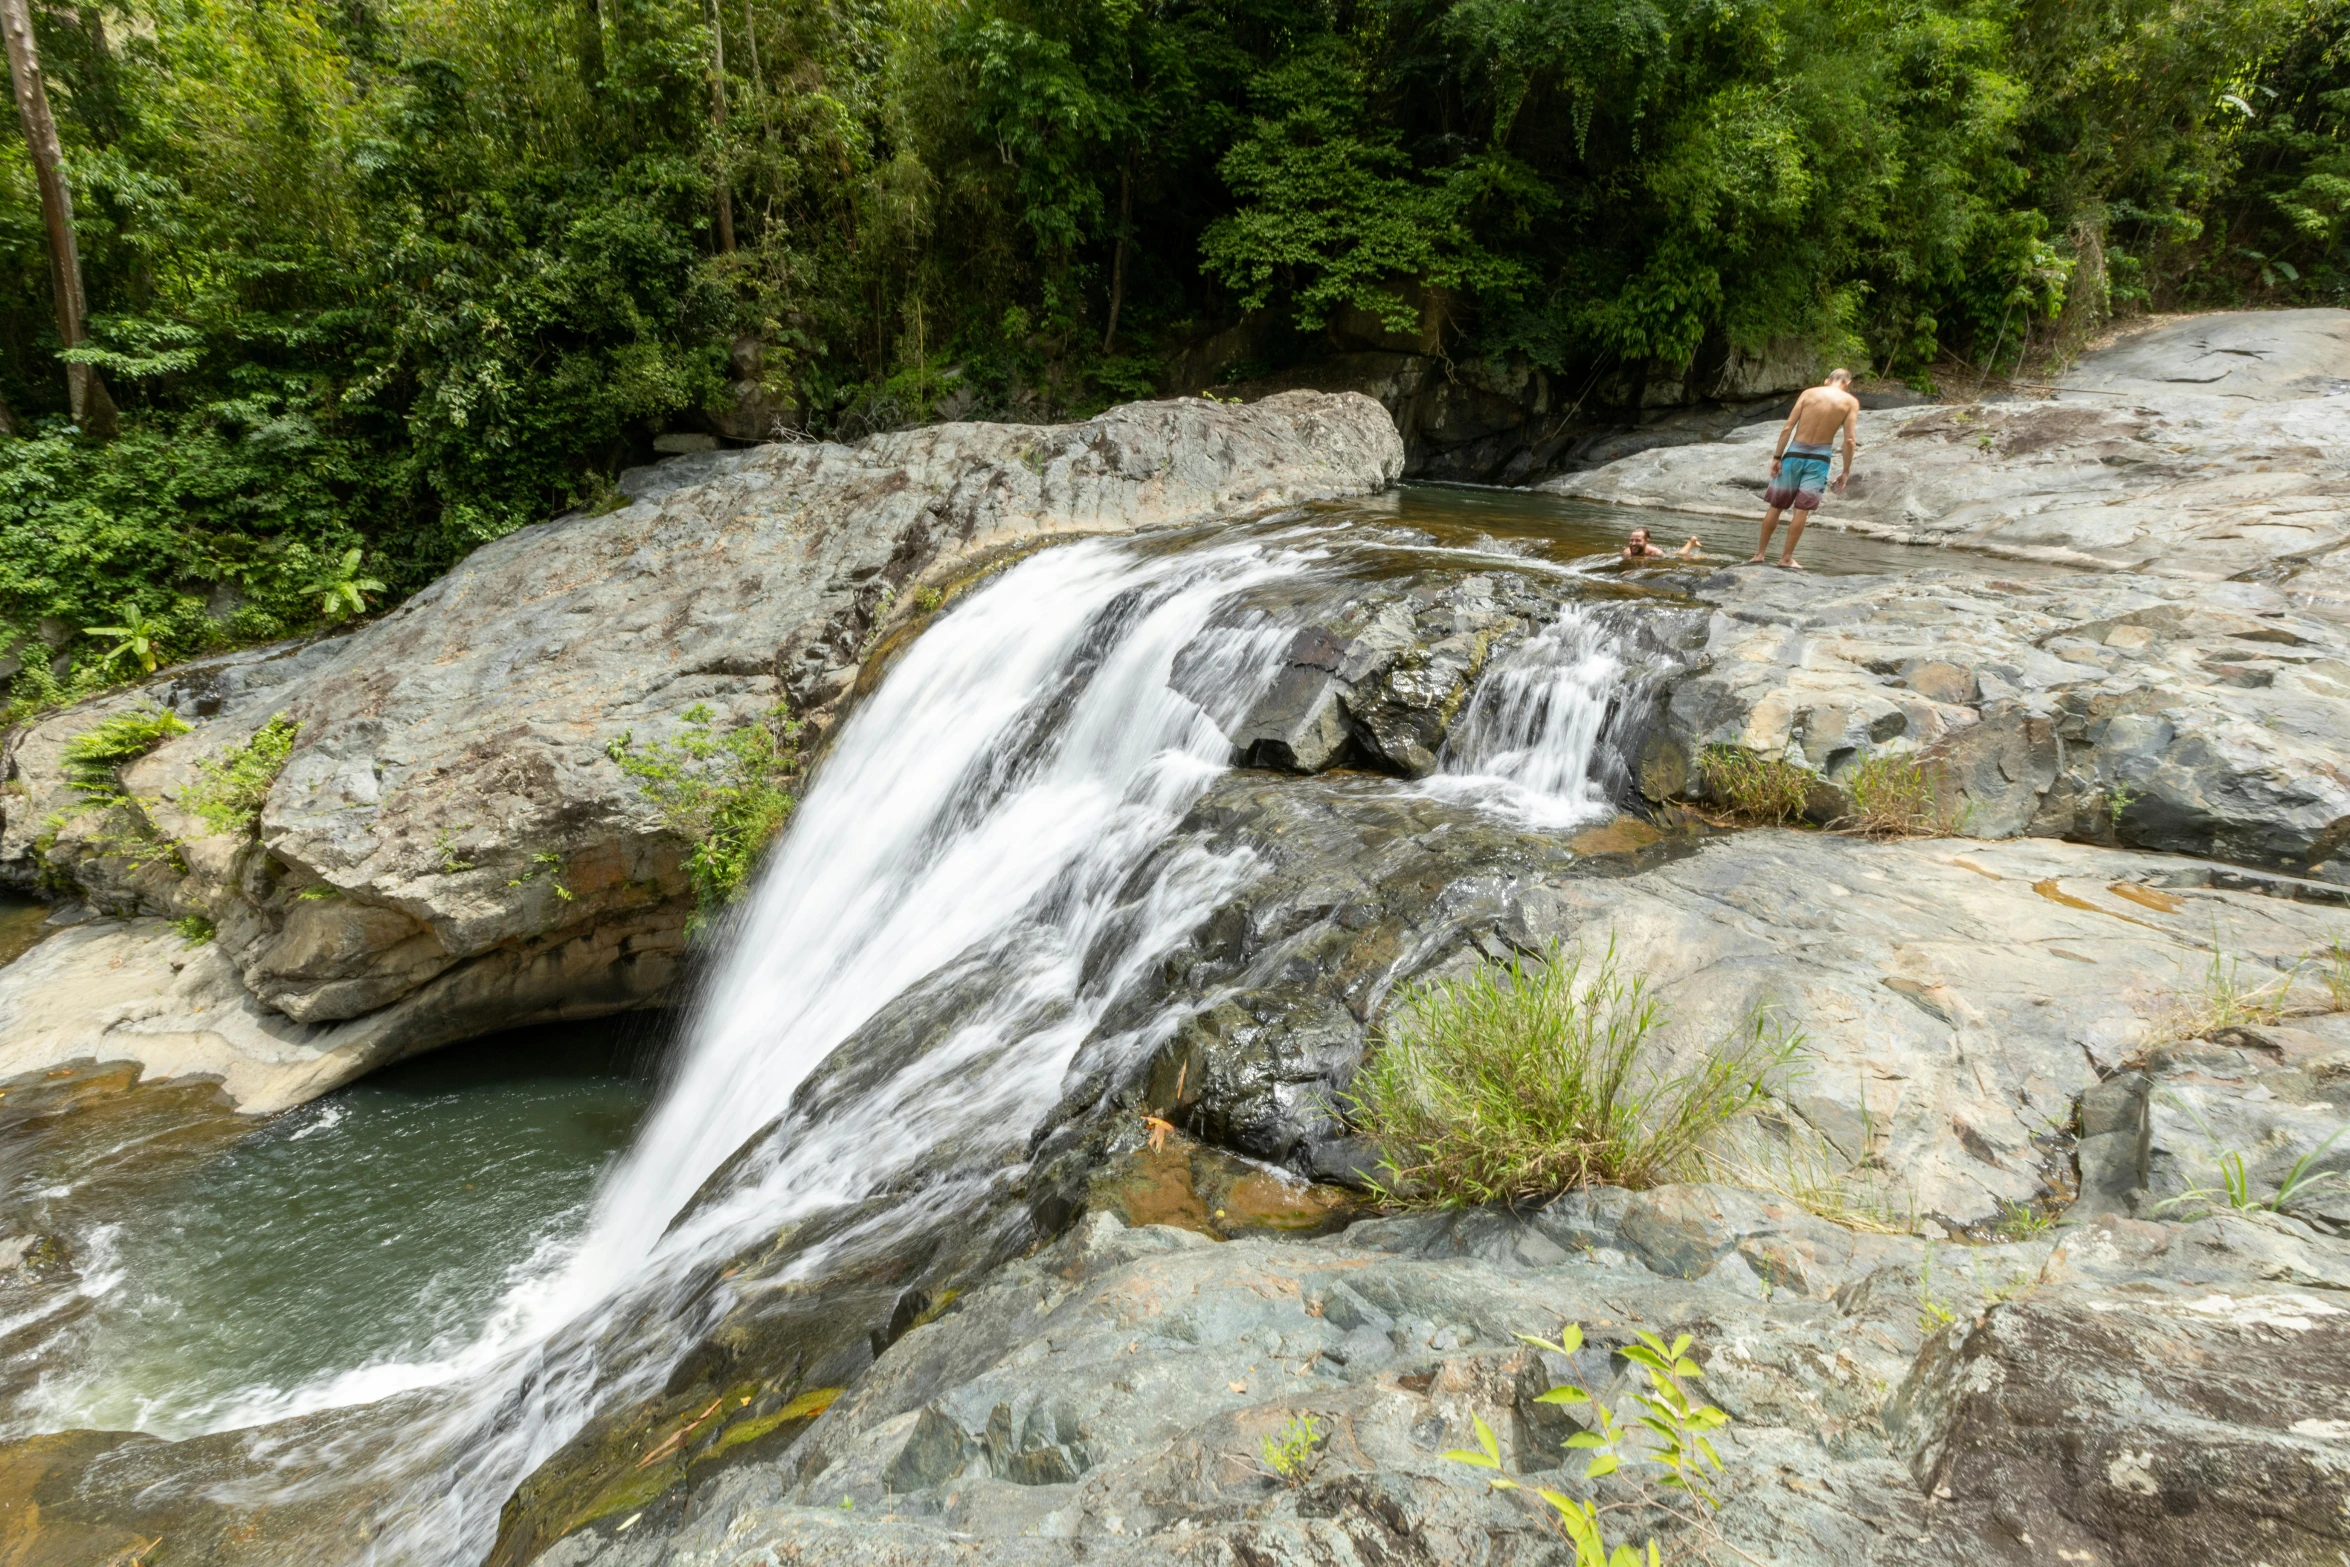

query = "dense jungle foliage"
0;0;2345;703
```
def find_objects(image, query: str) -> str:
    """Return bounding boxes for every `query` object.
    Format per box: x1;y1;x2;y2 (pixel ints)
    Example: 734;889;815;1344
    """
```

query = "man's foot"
1778;557;1806;570
1745;553;1768;564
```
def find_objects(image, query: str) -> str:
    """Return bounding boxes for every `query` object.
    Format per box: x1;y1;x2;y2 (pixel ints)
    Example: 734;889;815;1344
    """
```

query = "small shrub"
1353;941;1797;1207
607;703;800;926
181;713;300;837
1259;1413;1325;1486
172;913;215;945
1695;745;1814;825
60;707;191;800
1836;752;1949;838
1447;1323;1730;1567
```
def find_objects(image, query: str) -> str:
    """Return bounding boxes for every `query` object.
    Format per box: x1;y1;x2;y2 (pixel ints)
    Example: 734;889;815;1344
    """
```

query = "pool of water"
0;1017;665;1439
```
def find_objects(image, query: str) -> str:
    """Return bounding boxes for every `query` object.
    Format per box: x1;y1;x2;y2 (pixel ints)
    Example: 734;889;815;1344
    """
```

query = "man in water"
1622;526;1703;562
1752;368;1860;569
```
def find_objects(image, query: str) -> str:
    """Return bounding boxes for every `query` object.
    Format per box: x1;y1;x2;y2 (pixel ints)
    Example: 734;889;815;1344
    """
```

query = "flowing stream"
0;488;1777;1562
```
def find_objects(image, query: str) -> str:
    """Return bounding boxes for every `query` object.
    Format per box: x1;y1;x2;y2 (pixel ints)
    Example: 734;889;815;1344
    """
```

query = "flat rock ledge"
0;393;1402;1110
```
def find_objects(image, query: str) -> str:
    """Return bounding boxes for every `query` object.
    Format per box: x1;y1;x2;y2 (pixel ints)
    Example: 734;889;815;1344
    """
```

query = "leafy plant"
172;913;216;945
1445;1323;1730;1567
61;708;192;800
1353;940;1797;1206
82;604;168;675
1258;1413;1325;1486
1695;746;1816;826
607;703;800;926
508;850;577;902
304;550;388;624
181;714;299;837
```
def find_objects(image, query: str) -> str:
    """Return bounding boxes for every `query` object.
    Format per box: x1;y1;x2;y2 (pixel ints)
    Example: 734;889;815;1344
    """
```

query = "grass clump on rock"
1836;752;1952;837
1694;745;1814;825
182;713;299;837
1354;942;1795;1208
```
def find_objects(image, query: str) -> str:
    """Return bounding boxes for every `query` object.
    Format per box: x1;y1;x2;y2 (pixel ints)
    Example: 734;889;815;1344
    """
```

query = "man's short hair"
1826;367;1853;385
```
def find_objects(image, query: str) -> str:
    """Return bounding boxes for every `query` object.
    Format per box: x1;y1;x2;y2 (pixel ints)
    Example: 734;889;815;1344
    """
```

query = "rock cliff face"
0;393;1403;1109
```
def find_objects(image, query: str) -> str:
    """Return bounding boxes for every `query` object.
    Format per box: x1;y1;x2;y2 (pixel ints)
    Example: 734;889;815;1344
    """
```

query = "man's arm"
1833;400;1859;492
1772;393;1806;469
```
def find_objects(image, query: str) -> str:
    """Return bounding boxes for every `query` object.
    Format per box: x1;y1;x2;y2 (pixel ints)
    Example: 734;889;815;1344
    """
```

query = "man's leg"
1778;506;1810;567
1750;508;1783;563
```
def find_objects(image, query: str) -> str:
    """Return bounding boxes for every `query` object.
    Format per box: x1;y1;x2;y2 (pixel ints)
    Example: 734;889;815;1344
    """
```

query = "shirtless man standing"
1752;368;1860;569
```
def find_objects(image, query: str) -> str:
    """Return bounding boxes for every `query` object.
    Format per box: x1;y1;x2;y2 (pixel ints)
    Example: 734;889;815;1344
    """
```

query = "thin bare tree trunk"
0;0;113;436
705;0;734;253
576;0;605;90
1101;155;1131;355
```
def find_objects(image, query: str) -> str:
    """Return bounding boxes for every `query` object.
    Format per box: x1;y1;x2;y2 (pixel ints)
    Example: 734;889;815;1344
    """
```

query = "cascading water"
1425;601;1629;827
318;530;1329;1564
10;507;1648;1567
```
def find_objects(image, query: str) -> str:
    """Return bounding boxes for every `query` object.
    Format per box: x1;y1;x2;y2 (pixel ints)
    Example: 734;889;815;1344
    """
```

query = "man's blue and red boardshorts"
1764;439;1834;511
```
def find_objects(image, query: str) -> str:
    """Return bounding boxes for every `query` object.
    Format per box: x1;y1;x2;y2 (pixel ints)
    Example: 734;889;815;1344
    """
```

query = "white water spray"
331;531;1321;1563
1425;603;1626;827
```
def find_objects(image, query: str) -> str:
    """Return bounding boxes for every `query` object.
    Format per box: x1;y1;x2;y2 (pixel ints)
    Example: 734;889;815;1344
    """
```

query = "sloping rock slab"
0;393;1401;1105
1541;310;2350;615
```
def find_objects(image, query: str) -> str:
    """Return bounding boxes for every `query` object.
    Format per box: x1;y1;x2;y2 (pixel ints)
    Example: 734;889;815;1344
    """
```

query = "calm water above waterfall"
0;486;2027;1563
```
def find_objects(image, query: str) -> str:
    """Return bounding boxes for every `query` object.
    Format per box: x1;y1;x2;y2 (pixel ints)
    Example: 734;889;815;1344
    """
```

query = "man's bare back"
1787;382;1861;447
1752;369;1861;568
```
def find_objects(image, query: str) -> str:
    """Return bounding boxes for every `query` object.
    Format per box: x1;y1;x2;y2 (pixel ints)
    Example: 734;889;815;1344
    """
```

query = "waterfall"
1423;602;1626;827
317;531;1319;1564
71;516;1640;1567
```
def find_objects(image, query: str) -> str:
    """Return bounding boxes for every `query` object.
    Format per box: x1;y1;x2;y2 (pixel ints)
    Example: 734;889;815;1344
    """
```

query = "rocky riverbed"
2;313;2349;1567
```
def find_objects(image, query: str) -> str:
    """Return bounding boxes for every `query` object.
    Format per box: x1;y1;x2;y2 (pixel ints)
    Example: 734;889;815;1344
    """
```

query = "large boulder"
0;393;1403;1106
1889;1211;2350;1566
1630;563;2350;882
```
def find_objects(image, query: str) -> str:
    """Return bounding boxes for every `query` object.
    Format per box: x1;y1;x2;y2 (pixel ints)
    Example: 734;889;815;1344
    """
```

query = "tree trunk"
0;0;113;436
705;0;734;253
1101;155;1131;355
575;0;605;90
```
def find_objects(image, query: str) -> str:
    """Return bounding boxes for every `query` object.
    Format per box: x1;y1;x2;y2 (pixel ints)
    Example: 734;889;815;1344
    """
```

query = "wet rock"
1214;571;1578;776
1087;1129;1360;1238
0;393;1403;1107
533;1203;2077;1567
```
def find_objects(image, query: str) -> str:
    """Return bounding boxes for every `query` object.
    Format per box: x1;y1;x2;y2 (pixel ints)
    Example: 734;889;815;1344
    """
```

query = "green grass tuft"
1836;752;1951;838
1696;745;1815;825
1353;940;1798;1208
